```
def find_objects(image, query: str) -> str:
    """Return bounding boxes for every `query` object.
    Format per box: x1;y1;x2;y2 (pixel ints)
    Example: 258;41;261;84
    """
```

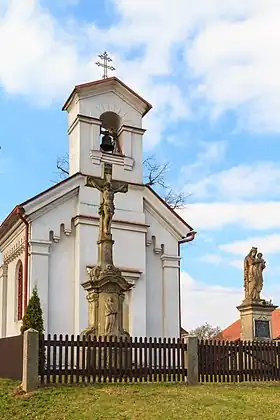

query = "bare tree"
55;153;187;210
56;154;69;180
189;323;222;340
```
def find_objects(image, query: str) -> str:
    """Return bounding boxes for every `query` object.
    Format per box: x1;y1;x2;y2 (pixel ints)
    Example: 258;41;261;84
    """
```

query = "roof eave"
145;185;194;232
0;205;24;240
62;77;152;117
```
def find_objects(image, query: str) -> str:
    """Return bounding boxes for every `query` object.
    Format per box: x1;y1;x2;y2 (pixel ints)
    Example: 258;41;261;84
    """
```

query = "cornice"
3;238;25;264
86;264;142;286
144;200;182;241
27;187;79;221
0;221;25;251
23;179;81;218
117;125;146;136
89;149;134;172
68;114;102;135
73;215;149;233
160;254;181;269
29;240;52;256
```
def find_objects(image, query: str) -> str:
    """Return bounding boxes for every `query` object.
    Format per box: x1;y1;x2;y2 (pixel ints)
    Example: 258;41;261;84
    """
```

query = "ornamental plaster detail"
3;238;25;264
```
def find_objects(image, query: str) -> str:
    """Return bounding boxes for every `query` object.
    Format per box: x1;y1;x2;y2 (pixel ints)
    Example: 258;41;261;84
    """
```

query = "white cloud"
180;271;280;331
180;272;242;330
0;0;279;146
188;162;280;200
186;1;280;132
220;234;280;256
180;201;280;231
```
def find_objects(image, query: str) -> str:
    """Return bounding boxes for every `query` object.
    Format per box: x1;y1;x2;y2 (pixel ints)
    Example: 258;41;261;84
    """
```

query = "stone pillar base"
237;299;278;341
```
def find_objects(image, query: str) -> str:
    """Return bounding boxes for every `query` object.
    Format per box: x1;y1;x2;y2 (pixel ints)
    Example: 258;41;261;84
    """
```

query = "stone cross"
85;163;128;267
82;162;132;339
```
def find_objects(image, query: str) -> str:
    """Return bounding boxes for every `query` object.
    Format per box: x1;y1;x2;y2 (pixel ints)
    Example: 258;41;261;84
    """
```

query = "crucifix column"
81;162;133;338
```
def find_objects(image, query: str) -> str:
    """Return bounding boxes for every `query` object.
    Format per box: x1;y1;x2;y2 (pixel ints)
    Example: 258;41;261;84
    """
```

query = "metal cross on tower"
96;51;115;79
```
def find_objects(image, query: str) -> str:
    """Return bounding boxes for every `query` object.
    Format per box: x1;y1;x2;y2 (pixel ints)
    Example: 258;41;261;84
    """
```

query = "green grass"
1;379;280;420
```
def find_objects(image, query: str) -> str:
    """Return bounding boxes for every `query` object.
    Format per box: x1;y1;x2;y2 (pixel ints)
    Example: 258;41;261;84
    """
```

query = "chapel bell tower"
62;64;152;184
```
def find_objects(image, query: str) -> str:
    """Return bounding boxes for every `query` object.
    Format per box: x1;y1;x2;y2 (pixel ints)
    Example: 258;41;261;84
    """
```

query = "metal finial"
96;51;115;79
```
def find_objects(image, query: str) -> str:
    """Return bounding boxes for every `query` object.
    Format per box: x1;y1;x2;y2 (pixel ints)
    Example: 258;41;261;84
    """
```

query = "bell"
100;131;114;152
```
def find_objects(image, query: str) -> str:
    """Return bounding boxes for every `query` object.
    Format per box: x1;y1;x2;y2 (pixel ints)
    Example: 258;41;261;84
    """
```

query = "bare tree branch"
55;153;187;210
143;155;170;188
162;189;187;210
189;323;222;340
56;154;69;179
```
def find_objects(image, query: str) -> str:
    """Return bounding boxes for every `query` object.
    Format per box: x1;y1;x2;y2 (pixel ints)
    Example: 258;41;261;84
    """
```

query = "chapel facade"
0;77;195;338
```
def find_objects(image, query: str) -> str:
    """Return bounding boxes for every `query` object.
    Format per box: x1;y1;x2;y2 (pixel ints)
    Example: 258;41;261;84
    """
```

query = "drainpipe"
178;231;197;335
16;207;29;312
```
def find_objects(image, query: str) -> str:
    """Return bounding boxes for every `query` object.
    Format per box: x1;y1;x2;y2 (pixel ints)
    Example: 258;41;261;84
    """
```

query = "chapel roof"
215;309;280;341
62;77;153;117
0;174;195;241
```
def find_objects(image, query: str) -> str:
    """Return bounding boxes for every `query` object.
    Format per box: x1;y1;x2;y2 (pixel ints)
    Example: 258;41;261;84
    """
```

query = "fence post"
187;335;199;385
22;328;39;393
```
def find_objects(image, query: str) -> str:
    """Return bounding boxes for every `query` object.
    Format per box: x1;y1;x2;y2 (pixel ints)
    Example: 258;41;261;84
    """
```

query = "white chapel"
0;76;195;339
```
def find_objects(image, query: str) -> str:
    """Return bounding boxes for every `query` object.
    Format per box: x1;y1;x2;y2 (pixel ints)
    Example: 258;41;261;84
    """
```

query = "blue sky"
1;0;280;330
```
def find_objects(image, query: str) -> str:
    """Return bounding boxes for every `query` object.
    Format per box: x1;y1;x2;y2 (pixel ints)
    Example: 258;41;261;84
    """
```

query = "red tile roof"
216;308;280;341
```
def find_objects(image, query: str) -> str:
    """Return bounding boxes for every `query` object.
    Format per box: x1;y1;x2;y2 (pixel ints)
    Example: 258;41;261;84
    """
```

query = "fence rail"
199;339;280;382
39;335;188;384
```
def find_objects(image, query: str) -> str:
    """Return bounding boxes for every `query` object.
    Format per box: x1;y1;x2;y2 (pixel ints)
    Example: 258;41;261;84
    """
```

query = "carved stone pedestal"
237;299;278;341
80;261;133;372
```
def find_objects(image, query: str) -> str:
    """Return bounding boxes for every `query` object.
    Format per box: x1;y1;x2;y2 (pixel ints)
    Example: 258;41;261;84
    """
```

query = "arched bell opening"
99;111;122;154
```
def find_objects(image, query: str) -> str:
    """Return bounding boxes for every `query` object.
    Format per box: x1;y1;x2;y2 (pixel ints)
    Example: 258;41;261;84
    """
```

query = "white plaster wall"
73;220;147;336
79;91;142;128
144;206;180;339
31;193;78;241
67;89;145;183
78;183;145;226
48;233;74;335
146;244;163;337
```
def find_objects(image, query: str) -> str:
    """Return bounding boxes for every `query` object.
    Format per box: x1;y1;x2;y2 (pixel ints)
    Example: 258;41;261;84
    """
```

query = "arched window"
16;261;23;321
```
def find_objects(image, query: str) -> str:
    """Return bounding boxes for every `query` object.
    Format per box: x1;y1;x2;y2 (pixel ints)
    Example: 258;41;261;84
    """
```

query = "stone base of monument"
237;299;278;341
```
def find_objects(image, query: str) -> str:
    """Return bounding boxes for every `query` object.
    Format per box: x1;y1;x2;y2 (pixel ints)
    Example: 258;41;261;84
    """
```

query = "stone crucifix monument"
81;162;133;339
237;247;278;341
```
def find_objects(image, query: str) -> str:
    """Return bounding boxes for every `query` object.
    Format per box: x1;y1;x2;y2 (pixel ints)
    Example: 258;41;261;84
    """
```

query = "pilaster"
0;264;8;337
29;240;52;333
161;254;181;338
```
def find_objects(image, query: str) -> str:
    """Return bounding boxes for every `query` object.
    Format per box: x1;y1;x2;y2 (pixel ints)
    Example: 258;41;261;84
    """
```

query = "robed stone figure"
244;247;266;301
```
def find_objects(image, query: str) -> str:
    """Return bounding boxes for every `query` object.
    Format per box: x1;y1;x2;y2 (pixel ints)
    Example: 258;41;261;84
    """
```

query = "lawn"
1;379;280;420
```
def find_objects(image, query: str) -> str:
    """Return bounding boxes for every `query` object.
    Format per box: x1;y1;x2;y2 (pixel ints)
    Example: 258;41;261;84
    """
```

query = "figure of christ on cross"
85;163;128;241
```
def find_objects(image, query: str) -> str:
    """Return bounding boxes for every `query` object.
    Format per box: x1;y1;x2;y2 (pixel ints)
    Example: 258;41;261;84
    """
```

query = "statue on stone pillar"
85;163;128;241
244;247;266;301
82;162;133;340
105;296;118;335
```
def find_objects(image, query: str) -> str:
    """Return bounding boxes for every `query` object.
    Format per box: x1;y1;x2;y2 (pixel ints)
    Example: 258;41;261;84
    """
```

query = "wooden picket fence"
199;339;280;382
37;335;280;385
39;334;187;384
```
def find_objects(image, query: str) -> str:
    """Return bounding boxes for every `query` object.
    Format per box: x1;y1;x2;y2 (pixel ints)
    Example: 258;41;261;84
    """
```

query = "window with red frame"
17;261;23;321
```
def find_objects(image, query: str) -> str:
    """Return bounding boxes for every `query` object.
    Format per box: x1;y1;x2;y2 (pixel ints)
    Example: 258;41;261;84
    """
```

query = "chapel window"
16;261;23;321
100;111;122;154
